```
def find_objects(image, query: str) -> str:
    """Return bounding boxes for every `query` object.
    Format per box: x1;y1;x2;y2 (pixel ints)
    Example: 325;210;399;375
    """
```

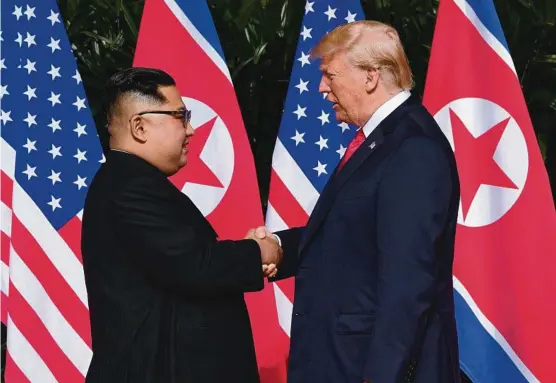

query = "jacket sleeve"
362;137;453;382
112;176;264;295
269;227;304;280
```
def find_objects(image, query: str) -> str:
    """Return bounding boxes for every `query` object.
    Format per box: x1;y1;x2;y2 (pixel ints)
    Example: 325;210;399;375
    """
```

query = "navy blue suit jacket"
274;95;461;383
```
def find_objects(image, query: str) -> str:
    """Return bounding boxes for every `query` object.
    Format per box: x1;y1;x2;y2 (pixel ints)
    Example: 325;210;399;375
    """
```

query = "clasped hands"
245;226;281;278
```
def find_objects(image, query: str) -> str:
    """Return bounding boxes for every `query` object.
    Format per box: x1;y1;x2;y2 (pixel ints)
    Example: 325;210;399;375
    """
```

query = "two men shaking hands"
245;226;281;279
81;19;461;383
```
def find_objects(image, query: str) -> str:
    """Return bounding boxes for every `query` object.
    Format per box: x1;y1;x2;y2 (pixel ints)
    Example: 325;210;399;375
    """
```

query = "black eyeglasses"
135;108;191;126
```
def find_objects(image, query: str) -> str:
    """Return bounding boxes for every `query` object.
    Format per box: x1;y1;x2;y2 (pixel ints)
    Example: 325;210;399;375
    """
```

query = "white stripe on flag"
164;0;232;82
454;0;517;75
7;316;58;383
1;202;12;236
265;202;289;232
271;139;320;216
10;247;92;375
1;138;16;179
273;283;293;337
453;277;539;383
13;182;89;307
1;261;9;296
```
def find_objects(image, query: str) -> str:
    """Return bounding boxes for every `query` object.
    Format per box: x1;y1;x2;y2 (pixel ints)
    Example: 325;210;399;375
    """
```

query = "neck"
357;87;402;127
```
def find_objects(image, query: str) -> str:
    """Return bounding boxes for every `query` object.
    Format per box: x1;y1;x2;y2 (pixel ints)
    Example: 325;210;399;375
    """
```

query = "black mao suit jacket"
81;150;264;383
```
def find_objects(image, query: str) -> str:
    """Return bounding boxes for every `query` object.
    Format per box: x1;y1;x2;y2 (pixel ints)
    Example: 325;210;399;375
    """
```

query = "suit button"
294;312;299;316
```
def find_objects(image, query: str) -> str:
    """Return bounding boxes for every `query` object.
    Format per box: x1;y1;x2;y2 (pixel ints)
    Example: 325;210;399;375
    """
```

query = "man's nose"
186;122;195;136
318;76;330;94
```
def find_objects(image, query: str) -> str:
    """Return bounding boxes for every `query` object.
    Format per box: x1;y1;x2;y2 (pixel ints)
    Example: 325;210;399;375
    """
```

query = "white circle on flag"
181;96;234;217
433;97;528;227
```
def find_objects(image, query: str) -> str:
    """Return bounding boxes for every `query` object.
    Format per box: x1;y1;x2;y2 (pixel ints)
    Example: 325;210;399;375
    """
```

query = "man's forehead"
159;85;185;106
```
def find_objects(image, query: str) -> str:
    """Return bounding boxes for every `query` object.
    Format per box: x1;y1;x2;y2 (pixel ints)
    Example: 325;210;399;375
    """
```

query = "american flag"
1;0;103;381
265;0;364;336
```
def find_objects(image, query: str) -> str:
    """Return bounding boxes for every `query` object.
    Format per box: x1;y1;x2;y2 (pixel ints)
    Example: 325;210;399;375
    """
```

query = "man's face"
317;52;368;126
135;86;194;175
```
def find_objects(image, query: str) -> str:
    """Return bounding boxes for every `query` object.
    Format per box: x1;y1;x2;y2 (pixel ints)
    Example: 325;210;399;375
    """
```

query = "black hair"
104;67;176;123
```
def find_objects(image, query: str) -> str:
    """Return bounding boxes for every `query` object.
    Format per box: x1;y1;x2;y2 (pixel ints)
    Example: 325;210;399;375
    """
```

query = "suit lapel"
298;95;420;256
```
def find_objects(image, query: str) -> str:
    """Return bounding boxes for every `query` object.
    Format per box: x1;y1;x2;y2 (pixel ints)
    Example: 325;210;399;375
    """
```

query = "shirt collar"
360;90;411;137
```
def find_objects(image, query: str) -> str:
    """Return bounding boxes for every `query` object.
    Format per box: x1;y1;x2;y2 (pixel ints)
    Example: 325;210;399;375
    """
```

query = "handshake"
245;227;282;278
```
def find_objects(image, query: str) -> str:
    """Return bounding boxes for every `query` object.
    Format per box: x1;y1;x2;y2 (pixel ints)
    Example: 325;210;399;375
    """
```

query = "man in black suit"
254;21;461;383
81;67;281;383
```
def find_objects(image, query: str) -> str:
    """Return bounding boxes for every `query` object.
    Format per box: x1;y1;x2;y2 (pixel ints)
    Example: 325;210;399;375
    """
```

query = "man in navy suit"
253;21;461;383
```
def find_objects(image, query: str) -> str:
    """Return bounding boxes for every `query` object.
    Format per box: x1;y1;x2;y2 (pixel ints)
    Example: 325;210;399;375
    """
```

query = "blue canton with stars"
278;0;364;192
1;0;104;229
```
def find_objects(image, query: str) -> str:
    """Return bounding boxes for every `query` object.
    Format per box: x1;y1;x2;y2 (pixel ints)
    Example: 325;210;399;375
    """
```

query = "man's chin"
334;110;349;123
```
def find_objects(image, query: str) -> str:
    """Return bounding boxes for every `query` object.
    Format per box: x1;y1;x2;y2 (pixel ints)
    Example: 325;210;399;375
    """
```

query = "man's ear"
129;115;147;143
364;67;379;93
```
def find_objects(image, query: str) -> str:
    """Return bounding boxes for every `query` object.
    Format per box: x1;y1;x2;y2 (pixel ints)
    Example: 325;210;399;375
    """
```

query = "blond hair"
311;20;413;90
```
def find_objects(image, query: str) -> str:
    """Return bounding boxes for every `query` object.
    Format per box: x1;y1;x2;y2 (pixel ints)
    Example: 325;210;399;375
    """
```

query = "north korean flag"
423;0;556;382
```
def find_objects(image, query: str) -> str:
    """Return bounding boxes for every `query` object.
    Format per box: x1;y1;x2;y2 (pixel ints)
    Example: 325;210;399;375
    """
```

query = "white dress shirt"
360;90;411;137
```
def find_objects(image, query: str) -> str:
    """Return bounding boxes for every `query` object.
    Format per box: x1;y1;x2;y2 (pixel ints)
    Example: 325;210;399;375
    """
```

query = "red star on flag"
170;116;223;189
450;109;518;219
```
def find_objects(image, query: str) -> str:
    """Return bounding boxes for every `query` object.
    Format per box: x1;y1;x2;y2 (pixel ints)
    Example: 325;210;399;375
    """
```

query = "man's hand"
245;226;281;277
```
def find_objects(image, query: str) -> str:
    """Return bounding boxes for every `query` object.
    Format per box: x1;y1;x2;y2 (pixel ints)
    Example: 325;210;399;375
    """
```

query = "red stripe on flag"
8;286;84;382
58;216;84;264
4;351;30;383
1;171;14;209
11;217;92;347
268;170;310;228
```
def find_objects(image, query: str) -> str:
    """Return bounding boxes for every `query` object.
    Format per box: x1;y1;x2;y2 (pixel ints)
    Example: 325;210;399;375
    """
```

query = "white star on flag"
315;135;329;151
336;144;347;158
300;25;312;40
23;138;37;153
24;113;38;127
24;32;37;47
48;144;62;159
74;149;87;163
73;96;87;111
48;38;61;53
47;10;61;25
47;195;62;211
23;164;38;180
48;65;62;80
24;5;36;20
13;5;23;20
0;85;9;99
48;118;62;132
298;51;311;67
74;123;87;137
324;6;337;21
313;161;328;176
293;105;307;120
48;92;61;106
296;78;309;94
74;175;88;190
291;130;306;146
24;86;37;100
48;170;62;185
345;11;357;23
0;110;12;125
317;110;330;125
24;59;37;74
338;122;350;132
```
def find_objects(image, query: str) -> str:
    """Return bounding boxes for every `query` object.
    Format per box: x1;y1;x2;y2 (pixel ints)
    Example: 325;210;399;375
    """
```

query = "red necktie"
338;129;366;170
